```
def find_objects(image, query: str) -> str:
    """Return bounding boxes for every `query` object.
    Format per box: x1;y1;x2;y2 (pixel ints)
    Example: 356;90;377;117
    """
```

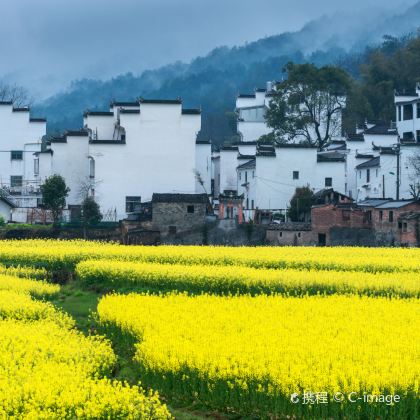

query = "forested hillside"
34;2;420;146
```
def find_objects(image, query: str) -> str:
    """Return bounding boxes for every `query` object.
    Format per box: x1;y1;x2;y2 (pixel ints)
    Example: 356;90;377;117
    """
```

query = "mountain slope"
34;1;420;145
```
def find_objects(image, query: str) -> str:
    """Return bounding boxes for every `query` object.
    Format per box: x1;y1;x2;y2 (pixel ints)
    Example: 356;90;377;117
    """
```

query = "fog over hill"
32;1;420;144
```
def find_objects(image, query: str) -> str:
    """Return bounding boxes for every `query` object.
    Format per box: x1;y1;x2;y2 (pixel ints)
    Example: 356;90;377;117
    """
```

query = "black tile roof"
140;98;182;104
221;145;239;151
65;130;89;137
30;118;47;123
238;94;256;98
237;159;256;170
34;150;53;156
13;107;30;112
89;139;126;145
120;109;140;114
356;153;375;159
84;111;113;117
364;125;397;136
0;101;12;105
317;152;346;162
356;156;380;169
255;88;266;92
237;154;256;160
196;139;211;144
110;101;139;107
347;133;364;141
49;136;66;143
182;109;201;115
275;143;317;149
152;193;208;204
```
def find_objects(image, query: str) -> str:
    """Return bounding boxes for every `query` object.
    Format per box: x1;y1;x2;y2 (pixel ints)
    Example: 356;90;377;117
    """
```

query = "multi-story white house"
36;98;210;221
0;101;46;217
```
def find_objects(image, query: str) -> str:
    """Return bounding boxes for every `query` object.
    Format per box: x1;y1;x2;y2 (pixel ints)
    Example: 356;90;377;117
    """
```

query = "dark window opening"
10;176;23;187
366;169;370;183
126;196;141;213
169;226;177;235
403;104;413;120
403;131;414;142
389;211;394;223
251;200;254;210
297;232;301;238
11;151;23;160
398;106;402;121
318;233;326;246
293;171;299;180
379;210;383;221
417;103;420;119
187;205;195;214
342;210;351;221
279;232;283;237
403;222;408;232
325;177;332;187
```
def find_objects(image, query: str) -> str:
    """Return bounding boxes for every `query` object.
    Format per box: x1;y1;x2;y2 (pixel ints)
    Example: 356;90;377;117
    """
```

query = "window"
246;198;249;209
252;171;255;178
359;171;361;179
187;205;195;214
239;172;241;181
245;171;248;182
403;132;414;142
169;226;177;235
251;200;254;210
389;211;394;223
279;232;283;238
398;106;402;121
297;232;301;238
10;176;22;187
366;169;370;183
34;158;39;176
345;183;347;193
342;210;351;221
89;157;95;179
11;151;23;160
398;222;402;229
125;196;141;213
375;169;378;177
403;222;408;232
293;171;299;180
379;210;383;221
325;177;332;187
417;103;420;118
403;104;413;120
417;130;420;143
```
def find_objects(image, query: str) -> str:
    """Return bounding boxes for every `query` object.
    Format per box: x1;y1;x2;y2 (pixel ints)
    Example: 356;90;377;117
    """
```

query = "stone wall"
152;202;207;237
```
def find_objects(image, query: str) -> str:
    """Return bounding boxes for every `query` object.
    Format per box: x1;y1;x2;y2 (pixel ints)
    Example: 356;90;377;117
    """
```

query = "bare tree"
0;82;32;107
77;177;102;201
408;152;420;200
193;169;208;195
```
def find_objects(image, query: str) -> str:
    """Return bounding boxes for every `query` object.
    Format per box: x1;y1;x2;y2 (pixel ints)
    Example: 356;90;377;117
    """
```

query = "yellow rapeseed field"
98;292;420;417
0;273;59;297
1;239;419;272
77;259;420;297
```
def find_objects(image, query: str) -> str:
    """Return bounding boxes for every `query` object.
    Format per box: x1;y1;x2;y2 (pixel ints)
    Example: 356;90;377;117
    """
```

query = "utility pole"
396;144;400;200
382;174;385;198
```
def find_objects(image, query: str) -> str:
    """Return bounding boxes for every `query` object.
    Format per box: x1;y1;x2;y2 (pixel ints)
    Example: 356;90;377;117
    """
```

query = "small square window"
169;226;177;235
126;196;141;213
10;176;23;187
293;171;299;180
187;205;195;214
297;232;301;238
325;177;332;187
11;151;23;160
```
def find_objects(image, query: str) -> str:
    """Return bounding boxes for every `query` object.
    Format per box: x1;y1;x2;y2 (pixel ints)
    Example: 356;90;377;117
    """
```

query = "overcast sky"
0;0;416;98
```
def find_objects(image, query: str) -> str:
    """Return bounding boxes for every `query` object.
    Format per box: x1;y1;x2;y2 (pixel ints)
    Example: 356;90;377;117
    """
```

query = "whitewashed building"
0;101;46;220
37;99;210;221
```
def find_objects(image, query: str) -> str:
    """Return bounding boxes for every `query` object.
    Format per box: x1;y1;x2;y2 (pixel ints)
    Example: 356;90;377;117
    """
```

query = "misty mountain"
34;1;420;145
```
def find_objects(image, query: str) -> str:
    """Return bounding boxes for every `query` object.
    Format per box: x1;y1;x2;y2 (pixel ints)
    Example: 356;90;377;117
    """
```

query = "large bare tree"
0;82;32;107
408;152;420;200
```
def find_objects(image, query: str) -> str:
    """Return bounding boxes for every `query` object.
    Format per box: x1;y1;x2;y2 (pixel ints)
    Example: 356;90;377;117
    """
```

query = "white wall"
0;200;12;221
0;104;45;196
195;143;212;195
219;149;239;193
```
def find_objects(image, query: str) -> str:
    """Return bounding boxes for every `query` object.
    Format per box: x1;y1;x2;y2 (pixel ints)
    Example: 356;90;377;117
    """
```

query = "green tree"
40;175;70;227
287;186;315;222
81;196;103;239
266;63;351;149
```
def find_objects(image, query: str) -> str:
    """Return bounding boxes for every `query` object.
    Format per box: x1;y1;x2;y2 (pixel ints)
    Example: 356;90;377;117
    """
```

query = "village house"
0;101;46;221
36;98;211;221
151;193;209;237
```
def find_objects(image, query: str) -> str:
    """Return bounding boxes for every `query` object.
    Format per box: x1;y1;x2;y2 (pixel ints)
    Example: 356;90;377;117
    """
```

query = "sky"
0;0;416;98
